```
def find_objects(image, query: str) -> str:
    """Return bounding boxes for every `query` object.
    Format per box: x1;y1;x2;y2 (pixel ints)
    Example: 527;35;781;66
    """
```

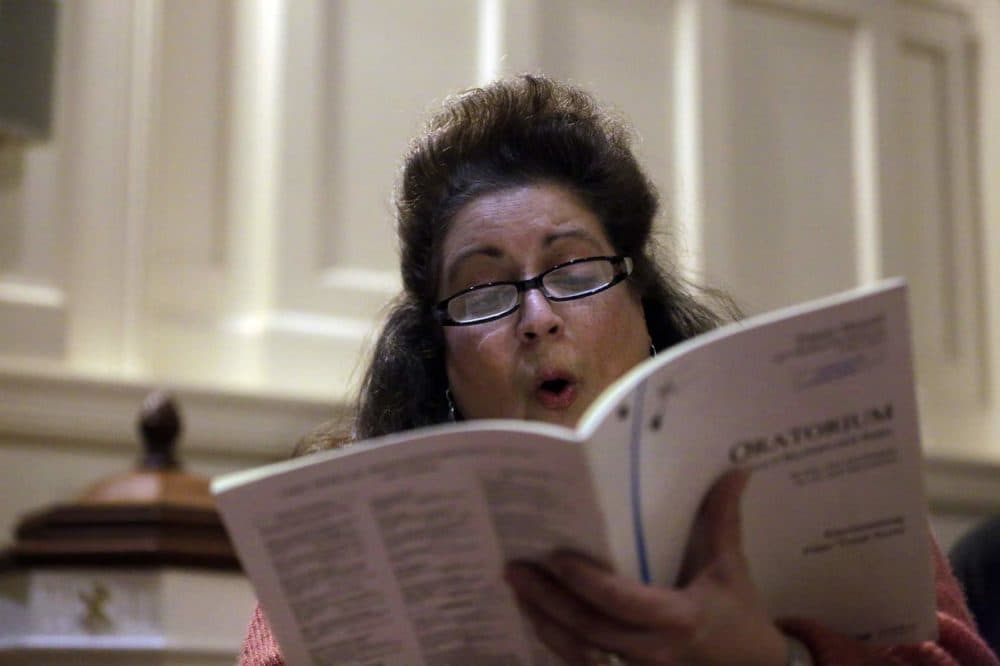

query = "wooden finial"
138;391;181;470
6;389;240;569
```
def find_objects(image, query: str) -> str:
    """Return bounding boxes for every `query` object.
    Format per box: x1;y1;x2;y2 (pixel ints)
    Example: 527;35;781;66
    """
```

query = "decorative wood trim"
0;364;341;460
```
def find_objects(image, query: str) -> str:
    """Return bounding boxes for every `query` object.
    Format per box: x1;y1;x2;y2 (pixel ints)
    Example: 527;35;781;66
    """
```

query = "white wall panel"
141;0;234;378
0;0;159;372
0;147;62;284
890;5;988;458
276;0;479;320
0;146;67;358
60;1;159;377
710;1;859;313
528;0;676;227
898;44;956;360
147;1;232;273
244;0;482;397
139;0;245;389
315;1;480;274
0;2;76;361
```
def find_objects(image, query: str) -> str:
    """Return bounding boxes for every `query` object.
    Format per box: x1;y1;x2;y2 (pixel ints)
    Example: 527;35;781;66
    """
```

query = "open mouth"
539;378;570;395
535;375;578;410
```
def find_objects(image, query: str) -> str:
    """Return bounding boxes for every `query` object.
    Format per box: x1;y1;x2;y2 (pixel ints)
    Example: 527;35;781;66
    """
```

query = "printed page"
213;422;608;665
580;280;936;644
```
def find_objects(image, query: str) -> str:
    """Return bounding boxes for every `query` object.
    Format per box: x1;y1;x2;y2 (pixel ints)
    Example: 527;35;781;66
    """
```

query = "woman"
242;75;996;665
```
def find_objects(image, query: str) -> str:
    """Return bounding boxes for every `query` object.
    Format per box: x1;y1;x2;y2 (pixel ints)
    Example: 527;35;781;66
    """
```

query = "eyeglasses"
436;255;633;326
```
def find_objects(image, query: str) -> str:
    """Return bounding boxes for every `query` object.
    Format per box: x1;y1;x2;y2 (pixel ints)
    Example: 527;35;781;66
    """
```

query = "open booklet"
212;279;937;665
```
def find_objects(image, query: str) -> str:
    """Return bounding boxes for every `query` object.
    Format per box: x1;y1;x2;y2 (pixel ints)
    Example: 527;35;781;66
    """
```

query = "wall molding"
0;363;340;461
924;453;1000;514
3;361;999;512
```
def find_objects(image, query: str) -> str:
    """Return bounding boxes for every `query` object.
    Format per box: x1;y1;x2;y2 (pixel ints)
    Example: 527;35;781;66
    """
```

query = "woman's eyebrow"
444;245;505;287
443;228;603;287
543;228;604;250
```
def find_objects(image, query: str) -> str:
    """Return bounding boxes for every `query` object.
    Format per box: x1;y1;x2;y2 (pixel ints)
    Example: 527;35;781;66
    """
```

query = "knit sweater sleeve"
238;604;285;666
780;535;999;665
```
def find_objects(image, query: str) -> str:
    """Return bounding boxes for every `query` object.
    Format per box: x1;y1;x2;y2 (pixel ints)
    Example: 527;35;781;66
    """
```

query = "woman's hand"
504;469;789;665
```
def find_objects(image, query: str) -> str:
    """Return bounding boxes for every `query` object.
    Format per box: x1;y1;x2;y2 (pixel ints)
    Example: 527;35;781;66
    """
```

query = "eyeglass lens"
445;258;621;323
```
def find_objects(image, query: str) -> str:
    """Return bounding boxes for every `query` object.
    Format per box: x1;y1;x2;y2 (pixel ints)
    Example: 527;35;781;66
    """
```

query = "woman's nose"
516;289;563;341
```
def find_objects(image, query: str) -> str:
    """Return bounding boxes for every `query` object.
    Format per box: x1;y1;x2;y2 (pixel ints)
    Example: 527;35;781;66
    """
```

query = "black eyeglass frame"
435;255;634;326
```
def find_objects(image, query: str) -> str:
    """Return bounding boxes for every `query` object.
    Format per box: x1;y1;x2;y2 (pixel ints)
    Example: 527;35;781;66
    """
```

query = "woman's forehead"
440;183;612;260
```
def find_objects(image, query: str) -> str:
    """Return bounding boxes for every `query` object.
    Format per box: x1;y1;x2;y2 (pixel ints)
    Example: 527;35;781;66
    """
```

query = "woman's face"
438;183;651;427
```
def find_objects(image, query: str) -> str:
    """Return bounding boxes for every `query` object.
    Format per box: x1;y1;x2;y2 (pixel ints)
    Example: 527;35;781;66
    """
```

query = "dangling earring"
445;388;456;422
649;342;657;357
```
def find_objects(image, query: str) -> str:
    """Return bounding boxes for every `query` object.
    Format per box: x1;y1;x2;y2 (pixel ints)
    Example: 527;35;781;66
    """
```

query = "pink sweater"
238;539;999;665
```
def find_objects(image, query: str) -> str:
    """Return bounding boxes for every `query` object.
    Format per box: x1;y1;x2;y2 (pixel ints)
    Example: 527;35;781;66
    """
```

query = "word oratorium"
728;403;894;464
